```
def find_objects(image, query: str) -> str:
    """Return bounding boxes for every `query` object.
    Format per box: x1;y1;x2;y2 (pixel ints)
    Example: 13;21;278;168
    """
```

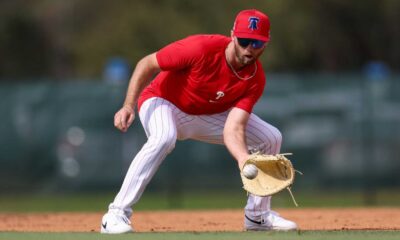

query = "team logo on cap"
248;17;259;30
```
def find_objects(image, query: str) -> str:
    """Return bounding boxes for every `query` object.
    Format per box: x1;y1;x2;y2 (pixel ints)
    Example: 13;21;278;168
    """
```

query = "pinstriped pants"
110;97;282;218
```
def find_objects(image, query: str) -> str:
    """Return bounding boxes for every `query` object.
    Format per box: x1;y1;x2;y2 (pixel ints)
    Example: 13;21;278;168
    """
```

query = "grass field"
1;189;399;212
1;231;400;240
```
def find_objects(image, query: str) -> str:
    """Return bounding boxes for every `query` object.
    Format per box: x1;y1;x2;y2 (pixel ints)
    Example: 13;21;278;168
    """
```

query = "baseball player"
101;9;297;234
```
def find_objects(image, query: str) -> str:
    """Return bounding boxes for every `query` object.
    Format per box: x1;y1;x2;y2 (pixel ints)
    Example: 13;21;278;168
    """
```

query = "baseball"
243;164;258;179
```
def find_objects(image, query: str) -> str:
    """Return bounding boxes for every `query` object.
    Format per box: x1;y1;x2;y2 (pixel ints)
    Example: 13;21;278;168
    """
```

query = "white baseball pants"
109;97;282;219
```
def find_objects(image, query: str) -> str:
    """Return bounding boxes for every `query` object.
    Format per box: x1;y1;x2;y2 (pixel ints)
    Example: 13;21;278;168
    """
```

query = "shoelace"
117;214;131;225
268;210;280;217
263;211;282;225
109;208;131;225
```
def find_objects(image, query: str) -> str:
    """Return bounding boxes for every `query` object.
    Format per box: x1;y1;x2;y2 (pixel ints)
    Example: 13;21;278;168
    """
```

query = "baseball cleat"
100;211;133;234
244;211;297;231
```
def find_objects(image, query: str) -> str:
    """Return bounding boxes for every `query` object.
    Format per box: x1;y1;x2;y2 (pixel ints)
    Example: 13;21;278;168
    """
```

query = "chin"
241;57;255;65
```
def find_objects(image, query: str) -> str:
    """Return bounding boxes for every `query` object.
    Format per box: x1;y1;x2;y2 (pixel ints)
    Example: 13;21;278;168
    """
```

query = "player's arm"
224;107;251;170
123;53;160;109
114;53;160;132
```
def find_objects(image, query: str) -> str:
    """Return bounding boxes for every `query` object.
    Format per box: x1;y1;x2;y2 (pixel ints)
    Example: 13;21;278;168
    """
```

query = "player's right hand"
114;105;135;132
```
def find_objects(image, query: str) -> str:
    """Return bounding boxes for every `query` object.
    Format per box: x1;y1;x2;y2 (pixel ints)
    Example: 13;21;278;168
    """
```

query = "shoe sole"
245;227;297;231
100;227;133;234
246;228;297;231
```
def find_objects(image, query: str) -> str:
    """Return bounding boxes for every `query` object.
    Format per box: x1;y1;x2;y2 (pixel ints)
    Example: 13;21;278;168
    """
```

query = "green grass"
0;231;400;240
0;190;399;212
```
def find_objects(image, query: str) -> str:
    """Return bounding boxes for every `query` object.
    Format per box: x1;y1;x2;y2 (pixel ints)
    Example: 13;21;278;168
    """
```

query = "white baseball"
243;164;258;179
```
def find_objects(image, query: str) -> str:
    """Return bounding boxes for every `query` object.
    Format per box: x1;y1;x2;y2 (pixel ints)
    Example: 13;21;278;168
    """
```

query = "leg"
184;112;296;230
244;114;297;231
101;98;177;234
179;112;280;217
244;114;282;217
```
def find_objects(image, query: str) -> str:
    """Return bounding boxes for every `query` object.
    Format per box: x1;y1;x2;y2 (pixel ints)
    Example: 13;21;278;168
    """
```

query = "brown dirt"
0;208;399;232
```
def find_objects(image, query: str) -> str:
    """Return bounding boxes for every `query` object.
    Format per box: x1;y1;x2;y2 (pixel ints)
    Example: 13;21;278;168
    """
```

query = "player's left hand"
240;153;300;206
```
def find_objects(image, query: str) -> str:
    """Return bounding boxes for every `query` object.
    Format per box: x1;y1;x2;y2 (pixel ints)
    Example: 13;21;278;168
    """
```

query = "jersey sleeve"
234;75;266;113
156;36;204;71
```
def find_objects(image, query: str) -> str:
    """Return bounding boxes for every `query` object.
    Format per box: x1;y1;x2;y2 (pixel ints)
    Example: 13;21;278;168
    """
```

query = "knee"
273;127;283;146
268;127;282;154
160;134;176;153
256;126;282;155
149;132;177;154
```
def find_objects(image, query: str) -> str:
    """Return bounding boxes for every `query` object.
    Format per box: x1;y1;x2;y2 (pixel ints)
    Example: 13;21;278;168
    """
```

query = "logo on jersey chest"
209;91;225;103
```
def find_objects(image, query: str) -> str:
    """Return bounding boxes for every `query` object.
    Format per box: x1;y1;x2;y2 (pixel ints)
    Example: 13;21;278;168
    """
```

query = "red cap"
233;9;270;42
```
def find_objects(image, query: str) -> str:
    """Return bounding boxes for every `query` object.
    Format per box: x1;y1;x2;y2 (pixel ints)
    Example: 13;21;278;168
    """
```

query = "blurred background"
0;0;399;211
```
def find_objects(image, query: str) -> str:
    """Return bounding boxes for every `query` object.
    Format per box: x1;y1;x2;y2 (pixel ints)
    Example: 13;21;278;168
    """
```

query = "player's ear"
231;30;234;40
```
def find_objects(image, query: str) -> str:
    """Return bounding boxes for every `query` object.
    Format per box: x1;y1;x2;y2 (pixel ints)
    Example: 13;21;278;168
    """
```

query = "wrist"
123;103;135;112
238;155;250;169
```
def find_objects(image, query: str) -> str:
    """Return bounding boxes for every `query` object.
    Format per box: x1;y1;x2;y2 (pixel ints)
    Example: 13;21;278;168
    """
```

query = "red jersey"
138;34;266;115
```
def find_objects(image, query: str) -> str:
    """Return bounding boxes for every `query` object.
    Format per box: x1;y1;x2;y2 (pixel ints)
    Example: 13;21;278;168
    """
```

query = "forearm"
224;108;251;169
224;126;249;169
123;53;160;109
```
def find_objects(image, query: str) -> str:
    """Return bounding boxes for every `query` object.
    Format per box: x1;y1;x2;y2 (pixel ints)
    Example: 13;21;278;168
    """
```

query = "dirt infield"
0;208;399;232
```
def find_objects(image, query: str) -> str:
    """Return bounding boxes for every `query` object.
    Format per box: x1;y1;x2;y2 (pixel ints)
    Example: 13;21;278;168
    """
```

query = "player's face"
233;37;266;66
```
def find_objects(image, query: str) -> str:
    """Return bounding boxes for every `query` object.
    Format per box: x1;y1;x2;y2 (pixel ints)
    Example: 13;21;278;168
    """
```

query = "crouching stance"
101;9;297;234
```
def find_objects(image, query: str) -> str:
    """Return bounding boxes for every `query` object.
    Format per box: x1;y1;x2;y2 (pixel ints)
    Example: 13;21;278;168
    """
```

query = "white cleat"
100;211;133;234
244;211;297;231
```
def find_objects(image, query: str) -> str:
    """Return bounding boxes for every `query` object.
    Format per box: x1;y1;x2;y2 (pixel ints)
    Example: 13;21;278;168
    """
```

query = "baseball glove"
240;153;300;206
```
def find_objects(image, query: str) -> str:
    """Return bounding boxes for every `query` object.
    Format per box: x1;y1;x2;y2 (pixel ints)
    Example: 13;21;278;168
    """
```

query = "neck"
225;42;245;70
225;42;258;81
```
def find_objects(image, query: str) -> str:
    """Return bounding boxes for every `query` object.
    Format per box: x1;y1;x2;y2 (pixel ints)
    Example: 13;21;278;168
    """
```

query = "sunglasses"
237;38;266;49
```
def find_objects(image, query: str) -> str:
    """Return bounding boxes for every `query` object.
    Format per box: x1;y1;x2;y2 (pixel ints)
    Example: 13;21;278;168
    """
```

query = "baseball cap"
232;9;270;42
